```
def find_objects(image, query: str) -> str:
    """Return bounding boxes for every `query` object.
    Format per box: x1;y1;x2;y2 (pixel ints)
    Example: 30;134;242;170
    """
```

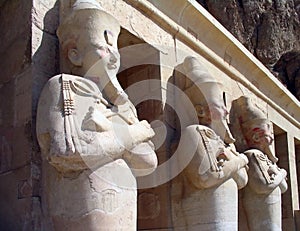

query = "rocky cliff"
197;0;300;100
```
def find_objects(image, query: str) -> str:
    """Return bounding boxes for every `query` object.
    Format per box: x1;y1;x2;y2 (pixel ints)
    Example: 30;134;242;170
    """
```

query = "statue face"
202;101;235;144
78;37;129;104
78;37;120;77
69;19;128;105
246;124;277;162
255;125;274;150
208;102;228;121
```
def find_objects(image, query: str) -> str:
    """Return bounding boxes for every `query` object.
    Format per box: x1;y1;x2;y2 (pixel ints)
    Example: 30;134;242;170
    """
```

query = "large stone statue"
36;0;157;230
230;96;288;231
172;56;248;231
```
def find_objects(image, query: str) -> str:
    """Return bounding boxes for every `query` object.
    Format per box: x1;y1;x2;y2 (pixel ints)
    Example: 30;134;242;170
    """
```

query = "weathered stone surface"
0;127;30;170
0;0;32;83
199;0;300;66
0;133;13;173
14;69;32;126
0;165;32;231
0;81;15;127
274;51;300;100
0;0;59;229
32;0;59;35
138;183;171;229
198;0;300;99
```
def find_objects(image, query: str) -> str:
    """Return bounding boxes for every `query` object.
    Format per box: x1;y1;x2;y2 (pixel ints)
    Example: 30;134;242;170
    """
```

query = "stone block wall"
0;0;33;230
0;0;59;230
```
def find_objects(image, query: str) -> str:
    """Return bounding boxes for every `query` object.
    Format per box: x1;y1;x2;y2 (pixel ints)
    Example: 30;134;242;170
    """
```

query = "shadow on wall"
32;0;60;116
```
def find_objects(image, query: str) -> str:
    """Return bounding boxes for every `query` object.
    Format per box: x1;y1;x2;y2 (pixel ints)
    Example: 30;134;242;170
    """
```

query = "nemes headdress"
182;56;223;106
231;96;268;131
57;0;120;50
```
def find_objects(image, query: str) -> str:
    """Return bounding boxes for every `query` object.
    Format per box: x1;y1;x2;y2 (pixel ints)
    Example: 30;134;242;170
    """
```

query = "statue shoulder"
38;74;64;106
39;74;72;99
43;74;102;98
45;73;97;87
244;149;270;168
185;124;217;138
42;74;75;93
196;125;218;140
244;149;264;159
42;74;63;90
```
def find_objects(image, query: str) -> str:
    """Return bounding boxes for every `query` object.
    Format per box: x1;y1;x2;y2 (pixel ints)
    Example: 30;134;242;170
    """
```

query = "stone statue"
172;56;248;231
36;0;157;230
230;96;288;231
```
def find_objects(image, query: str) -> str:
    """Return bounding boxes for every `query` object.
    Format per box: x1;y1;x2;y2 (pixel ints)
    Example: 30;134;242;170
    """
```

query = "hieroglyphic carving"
138;192;160;219
101;189;118;213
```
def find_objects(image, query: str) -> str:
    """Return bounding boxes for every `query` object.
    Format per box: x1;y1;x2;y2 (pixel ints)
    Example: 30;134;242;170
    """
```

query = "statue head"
182;56;235;144
57;0;128;105
230;96;278;162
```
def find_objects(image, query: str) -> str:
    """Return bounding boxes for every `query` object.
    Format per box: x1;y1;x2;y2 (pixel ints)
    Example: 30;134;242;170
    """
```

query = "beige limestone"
170;56;248;231
230;96;288;231
0;0;299;229
36;0;157;230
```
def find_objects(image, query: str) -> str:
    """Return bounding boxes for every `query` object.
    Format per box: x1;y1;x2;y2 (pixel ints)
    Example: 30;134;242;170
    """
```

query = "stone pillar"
274;132;295;231
286;135;300;213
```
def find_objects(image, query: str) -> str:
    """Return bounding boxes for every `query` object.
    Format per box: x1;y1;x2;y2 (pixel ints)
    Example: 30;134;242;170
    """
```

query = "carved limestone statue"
230;96;288;231
172;56;248;231
36;1;157;230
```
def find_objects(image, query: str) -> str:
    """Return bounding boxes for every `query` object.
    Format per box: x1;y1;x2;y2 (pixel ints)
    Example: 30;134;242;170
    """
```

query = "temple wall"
0;0;59;230
0;0;299;230
0;0;34;230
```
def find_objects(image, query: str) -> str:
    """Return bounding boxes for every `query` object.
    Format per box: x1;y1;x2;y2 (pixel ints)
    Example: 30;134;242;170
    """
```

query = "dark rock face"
197;0;300;100
274;51;300;100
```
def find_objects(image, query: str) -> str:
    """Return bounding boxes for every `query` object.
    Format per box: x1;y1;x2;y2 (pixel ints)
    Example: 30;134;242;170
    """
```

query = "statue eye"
104;30;113;46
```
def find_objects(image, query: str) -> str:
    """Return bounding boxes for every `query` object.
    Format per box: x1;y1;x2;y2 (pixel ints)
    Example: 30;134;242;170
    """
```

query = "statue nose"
108;48;119;64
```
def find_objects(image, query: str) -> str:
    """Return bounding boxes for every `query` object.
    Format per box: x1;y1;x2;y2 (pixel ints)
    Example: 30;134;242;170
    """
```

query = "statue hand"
279;168;287;178
110;120;154;153
226;153;248;170
278;169;288;193
268;165;287;180
238;153;249;166
82;107;112;131
130;120;155;141
223;148;248;167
